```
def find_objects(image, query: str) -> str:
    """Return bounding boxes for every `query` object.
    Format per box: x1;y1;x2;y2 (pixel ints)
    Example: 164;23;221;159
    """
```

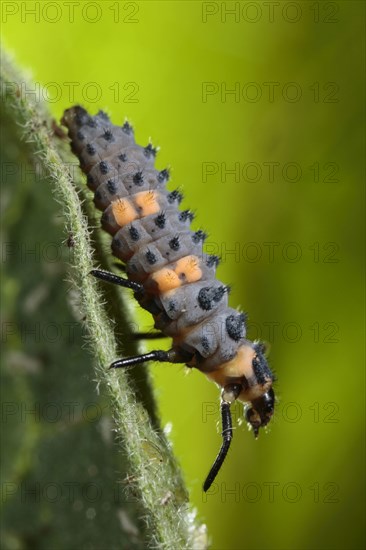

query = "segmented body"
62;106;274;406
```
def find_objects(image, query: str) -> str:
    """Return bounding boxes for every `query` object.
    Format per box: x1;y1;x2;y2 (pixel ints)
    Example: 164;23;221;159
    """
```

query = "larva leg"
110;348;179;369
91;269;143;293
203;384;242;492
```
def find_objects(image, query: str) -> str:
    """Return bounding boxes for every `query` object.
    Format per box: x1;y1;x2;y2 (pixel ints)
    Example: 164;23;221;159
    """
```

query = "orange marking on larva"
151;268;181;292
111;198;138;226
134;190;160;217
206;345;255;386
175;255;202;283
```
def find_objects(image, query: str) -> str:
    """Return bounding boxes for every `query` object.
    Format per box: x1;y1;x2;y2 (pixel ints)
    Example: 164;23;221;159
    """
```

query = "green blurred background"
1;1;365;549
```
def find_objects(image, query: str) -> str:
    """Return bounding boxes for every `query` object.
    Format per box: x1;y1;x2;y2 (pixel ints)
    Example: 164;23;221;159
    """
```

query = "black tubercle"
122;121;133;135
103;130;114;141
206;255;220;268
154;213;166;228
74;108;88;126
129;226;140;241
169;236;180;251
158;169;169;183
168;300;177;313
144;144;157;158
225;313;246;341
197;286;227;311
192;230;207;244
97;110;110;122
107;180;117;194
252;342;273;384
179;210;195;223
145;250;157;264
133;171;144;185
167;190;183;204
86;143;96;155
118;153;127;162
87;117;97;128
201;336;210;354
99;161;109;174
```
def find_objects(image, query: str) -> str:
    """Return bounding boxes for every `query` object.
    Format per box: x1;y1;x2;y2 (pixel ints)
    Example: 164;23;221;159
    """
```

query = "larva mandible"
61;106;276;492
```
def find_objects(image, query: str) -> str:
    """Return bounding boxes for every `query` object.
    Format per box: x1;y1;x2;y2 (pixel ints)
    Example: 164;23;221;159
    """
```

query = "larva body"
62;106;275;490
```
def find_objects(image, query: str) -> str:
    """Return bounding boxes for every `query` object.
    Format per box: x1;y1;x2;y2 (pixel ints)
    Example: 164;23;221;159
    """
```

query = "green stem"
0;45;207;550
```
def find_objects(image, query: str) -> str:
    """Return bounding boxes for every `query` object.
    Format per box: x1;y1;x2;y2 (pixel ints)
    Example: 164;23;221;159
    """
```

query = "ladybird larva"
61;106;276;492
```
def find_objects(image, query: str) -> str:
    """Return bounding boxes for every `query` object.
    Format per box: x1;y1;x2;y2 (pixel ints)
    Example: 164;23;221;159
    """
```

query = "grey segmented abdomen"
62;106;248;371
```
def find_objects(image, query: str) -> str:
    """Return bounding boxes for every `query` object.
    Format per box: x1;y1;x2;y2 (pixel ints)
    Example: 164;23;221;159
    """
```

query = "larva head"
245;387;275;438
61;105;89;128
242;341;275;437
